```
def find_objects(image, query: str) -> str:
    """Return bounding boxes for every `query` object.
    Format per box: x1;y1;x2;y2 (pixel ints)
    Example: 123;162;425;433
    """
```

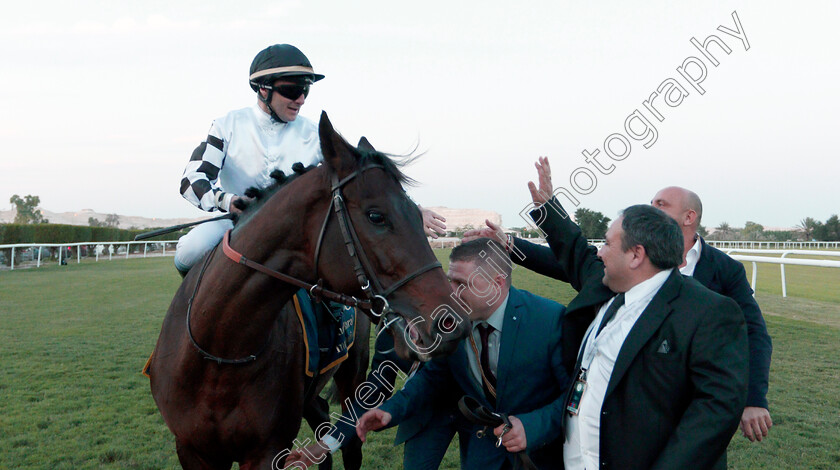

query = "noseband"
188;163;441;364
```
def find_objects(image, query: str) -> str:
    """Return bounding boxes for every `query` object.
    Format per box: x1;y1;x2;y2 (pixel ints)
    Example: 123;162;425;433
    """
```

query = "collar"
251;103;287;127
624;268;673;307
680;235;703;276
474;290;509;333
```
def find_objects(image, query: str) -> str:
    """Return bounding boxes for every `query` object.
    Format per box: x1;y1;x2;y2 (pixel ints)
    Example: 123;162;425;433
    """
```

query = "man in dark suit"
466;183;772;443
523;157;748;469
651;186;772;442
357;239;570;469
284;330;460;470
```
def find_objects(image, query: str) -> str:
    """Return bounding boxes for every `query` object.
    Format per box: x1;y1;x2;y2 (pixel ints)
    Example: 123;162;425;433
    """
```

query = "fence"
6;238;840;299
724;249;840;298
709;240;840;250
0;240;179;271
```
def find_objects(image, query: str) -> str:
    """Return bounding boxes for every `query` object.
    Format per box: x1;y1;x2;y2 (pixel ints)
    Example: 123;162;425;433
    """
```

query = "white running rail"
0;240;179;270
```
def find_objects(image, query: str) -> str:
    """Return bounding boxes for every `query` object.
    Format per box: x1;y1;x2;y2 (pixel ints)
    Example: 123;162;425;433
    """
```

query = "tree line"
9;194;121;228
8;194;839;242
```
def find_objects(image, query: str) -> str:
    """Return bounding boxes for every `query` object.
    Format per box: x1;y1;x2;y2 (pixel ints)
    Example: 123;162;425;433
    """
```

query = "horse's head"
315;112;470;361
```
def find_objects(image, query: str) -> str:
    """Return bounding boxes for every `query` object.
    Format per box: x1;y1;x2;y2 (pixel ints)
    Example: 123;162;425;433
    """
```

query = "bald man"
465;185;773;443
650;186;772;442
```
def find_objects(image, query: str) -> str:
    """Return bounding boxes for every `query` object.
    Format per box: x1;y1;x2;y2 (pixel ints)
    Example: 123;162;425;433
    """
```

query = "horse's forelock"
357;149;418;187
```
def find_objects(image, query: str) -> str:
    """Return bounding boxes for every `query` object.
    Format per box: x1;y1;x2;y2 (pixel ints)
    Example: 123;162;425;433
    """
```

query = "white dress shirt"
564;269;673;470
680;235;702;277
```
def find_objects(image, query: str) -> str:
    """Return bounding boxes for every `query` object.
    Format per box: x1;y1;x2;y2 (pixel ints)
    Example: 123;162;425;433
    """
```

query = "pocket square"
657;339;671;354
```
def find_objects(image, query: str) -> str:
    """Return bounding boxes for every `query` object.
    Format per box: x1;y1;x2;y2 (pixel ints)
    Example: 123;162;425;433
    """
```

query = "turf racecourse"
1;253;838;469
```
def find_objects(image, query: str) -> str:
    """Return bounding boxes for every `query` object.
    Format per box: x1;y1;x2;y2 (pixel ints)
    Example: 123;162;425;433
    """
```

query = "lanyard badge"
566;368;587;416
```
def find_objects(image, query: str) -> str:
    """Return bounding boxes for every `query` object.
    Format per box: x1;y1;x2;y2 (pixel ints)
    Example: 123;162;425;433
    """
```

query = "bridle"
186;163;442;364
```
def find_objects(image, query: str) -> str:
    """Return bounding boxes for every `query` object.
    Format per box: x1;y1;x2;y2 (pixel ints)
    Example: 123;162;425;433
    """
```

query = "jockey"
174;44;325;276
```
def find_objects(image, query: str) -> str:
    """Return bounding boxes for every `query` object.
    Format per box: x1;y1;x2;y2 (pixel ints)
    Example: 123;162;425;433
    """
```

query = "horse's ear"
357;136;375;152
319;111;357;177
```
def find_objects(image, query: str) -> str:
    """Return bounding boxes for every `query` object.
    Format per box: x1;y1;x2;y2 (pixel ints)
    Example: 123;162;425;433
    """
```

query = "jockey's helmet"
249;44;324;92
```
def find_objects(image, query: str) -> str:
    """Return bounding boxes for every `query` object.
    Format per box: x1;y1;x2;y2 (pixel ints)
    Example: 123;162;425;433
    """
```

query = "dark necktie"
595;293;625;336
477;323;497;405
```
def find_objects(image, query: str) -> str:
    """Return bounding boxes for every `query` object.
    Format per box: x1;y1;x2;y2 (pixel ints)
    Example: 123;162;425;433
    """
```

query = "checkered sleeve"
179;124;230;212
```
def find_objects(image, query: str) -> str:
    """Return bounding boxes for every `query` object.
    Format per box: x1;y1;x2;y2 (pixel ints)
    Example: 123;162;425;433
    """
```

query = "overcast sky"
1;0;837;230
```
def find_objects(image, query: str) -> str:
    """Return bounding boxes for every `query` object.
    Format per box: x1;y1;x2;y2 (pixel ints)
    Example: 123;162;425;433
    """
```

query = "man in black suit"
651;186;772;442
525;157;748;469
466;182;772;443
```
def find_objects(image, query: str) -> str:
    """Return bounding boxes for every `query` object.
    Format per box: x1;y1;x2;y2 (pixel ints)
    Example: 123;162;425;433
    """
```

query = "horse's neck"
187;174;330;356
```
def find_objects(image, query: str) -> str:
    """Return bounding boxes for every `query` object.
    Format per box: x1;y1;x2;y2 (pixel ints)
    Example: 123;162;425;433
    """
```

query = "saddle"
457;395;538;470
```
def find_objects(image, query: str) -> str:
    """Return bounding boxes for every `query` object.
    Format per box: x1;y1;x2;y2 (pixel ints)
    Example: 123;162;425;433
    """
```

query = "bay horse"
148;112;469;469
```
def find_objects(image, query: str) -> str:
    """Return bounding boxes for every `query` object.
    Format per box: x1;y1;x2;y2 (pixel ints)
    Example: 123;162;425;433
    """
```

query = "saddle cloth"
140;289;356;378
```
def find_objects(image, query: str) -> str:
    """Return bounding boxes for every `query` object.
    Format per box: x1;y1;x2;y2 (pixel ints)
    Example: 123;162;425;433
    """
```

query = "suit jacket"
379;287;570;469
532;201;749;470
513;226;772;408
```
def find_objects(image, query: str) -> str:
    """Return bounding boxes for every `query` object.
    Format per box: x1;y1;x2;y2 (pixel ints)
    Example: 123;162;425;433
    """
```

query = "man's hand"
283;441;330;468
419;206;447;239
462;219;506;244
494;415;527;453
526;156;553;206
740;406;772;442
356;409;391;442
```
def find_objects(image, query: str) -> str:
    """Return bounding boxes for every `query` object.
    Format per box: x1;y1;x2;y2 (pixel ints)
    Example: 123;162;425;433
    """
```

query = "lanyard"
579;302;626;371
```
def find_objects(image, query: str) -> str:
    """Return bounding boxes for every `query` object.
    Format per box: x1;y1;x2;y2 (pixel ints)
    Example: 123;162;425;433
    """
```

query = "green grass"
1;253;839;469
740;256;840;303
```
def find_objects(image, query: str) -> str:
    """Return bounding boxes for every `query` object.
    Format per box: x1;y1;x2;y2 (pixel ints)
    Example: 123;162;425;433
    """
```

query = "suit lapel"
605;270;682;398
496;288;524;405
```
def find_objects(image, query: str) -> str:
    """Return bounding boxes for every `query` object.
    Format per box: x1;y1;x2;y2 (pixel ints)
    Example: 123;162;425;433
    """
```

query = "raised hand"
463;219;506;244
526;156;553;206
419;206;447;239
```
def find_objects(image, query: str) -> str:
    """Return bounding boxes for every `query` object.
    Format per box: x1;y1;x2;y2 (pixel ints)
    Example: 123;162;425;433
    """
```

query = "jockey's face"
259;79;306;122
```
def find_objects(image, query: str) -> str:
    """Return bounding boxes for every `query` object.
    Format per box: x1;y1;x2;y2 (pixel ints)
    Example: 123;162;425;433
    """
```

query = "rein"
457;396;538;470
186;163;441;364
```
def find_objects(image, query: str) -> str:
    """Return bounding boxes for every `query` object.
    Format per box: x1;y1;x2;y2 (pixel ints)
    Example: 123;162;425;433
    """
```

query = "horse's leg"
302;395;333;470
331;314;371;470
176;439;232;470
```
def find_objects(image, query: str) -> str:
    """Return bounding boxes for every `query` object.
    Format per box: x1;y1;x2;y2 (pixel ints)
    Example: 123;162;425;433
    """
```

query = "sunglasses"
264;83;310;100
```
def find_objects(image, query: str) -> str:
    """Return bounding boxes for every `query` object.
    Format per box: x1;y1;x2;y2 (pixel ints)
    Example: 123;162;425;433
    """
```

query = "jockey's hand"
229;196;252;214
463;219;506;244
419;206;447;239
357;409;391;442
740;406;773;442
494;415;527;453
283;441;330;468
527;156;553;206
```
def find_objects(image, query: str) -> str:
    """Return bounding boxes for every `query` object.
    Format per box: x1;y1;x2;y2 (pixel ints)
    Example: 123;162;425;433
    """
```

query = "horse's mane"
232;148;417;225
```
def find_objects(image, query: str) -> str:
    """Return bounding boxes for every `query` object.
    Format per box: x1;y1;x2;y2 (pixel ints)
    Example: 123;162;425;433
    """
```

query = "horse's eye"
367;210;386;225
